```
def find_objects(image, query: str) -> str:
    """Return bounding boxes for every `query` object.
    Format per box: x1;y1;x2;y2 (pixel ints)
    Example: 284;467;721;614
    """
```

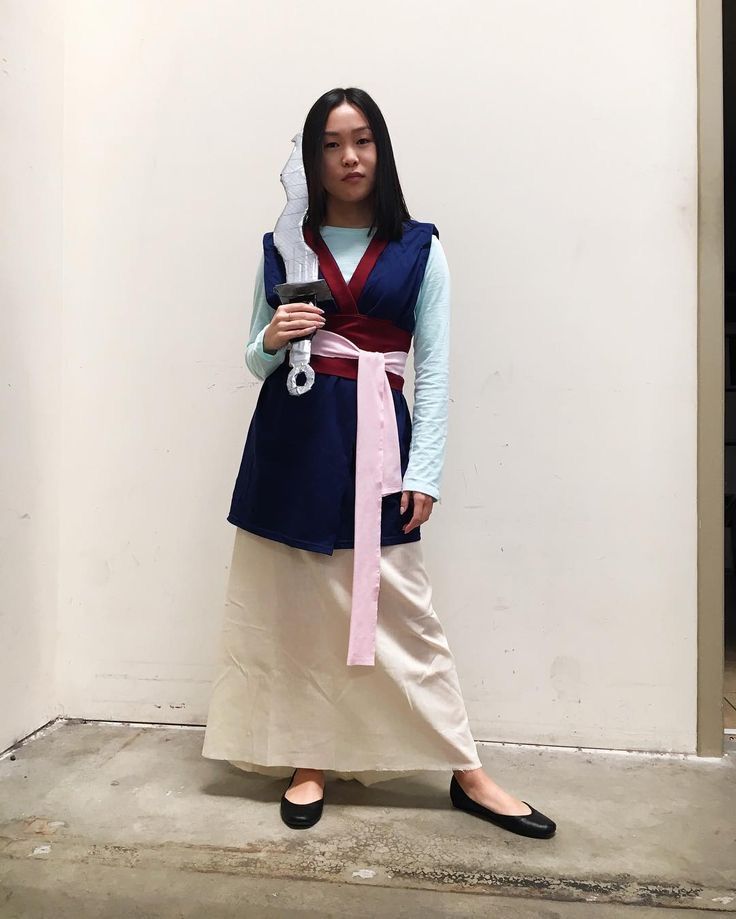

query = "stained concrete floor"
0;721;734;917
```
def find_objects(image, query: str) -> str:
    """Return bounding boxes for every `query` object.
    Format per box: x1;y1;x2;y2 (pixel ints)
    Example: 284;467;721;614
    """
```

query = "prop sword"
273;132;332;395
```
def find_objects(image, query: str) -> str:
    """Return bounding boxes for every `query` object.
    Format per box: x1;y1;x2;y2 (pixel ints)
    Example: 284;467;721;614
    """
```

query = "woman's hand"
263;302;326;353
400;491;435;534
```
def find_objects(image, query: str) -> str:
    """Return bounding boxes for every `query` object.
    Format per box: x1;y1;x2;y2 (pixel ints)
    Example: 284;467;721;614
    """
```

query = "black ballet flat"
280;769;325;829
450;774;556;839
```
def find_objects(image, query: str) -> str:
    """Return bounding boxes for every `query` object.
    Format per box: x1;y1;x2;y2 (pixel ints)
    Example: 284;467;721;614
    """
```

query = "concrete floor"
0;721;734;917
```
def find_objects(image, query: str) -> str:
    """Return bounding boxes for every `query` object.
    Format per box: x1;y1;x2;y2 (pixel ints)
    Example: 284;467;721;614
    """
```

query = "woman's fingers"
280;303;324;322
286;313;322;322
401;492;434;533
274;306;325;345
403;508;423;533
280;307;325;338
284;317;323;329
265;303;326;350
282;322;324;339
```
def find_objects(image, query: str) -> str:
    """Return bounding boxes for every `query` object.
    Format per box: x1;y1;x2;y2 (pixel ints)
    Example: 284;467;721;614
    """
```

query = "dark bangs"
301;87;411;241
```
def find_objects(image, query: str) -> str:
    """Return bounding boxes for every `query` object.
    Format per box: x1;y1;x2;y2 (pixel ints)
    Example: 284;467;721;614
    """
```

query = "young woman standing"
202;87;556;839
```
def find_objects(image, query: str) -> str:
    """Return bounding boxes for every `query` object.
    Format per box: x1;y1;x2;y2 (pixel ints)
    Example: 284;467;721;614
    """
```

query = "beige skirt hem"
216;755;482;786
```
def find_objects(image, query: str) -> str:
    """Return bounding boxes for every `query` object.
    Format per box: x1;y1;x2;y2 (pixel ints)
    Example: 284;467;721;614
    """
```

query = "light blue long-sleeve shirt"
244;225;450;502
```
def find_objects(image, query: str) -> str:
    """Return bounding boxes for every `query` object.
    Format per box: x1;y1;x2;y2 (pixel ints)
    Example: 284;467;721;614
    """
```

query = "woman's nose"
342;146;358;165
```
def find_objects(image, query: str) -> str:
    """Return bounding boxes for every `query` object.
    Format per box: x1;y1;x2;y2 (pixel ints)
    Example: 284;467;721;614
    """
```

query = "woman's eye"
323;138;372;149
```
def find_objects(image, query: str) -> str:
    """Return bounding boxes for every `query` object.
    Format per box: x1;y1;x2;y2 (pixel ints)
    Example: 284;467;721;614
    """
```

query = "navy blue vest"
227;219;438;555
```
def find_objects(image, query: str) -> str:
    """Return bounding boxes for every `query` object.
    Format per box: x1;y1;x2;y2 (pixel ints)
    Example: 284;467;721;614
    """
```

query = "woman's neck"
323;194;374;228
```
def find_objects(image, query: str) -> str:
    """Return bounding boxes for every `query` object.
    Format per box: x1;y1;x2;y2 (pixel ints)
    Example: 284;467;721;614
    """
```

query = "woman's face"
320;102;377;207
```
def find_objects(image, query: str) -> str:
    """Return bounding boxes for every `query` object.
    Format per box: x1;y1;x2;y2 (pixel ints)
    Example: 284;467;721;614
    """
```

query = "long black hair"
301;87;411;241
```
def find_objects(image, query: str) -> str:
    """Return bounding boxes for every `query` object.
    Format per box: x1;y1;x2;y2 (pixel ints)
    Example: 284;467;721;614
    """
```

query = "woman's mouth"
343;173;364;181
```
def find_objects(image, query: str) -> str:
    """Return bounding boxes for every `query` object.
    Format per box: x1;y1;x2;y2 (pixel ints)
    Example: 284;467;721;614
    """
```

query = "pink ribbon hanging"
309;328;409;665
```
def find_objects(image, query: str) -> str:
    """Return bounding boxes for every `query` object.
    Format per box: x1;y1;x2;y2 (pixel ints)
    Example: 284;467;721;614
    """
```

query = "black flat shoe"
450;774;556;839
280;769;324;829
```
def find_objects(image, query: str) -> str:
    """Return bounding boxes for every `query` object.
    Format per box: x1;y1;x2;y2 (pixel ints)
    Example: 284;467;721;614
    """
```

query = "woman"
202;87;556;839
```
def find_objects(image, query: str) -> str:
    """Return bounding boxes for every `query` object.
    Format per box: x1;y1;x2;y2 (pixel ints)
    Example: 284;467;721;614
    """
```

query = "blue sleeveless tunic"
227;219;439;555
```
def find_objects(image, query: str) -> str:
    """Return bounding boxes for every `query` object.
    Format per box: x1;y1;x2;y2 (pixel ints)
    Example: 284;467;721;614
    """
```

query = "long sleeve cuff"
245;325;287;379
401;478;440;503
254;324;286;359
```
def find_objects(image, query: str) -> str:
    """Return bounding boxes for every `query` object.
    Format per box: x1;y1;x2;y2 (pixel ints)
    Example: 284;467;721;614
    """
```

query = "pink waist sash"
309;328;409;666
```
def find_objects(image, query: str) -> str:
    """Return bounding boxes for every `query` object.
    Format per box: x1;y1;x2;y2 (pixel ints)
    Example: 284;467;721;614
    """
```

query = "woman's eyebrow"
322;126;372;136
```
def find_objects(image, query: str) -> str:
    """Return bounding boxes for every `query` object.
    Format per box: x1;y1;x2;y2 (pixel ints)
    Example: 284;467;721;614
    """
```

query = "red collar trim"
303;225;388;314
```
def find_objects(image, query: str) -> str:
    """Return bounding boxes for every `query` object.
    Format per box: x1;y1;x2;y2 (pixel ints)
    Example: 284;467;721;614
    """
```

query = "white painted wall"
6;0;699;753
0;2;64;751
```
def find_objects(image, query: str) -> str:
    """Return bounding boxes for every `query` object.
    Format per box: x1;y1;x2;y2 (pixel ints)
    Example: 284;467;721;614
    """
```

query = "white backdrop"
3;0;698;753
1;0;64;750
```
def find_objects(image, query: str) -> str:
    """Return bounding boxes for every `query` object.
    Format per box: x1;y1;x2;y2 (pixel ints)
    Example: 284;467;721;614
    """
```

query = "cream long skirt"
201;526;482;787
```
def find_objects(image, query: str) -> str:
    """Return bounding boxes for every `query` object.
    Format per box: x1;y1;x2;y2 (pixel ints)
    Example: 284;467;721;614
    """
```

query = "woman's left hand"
400;491;435;534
